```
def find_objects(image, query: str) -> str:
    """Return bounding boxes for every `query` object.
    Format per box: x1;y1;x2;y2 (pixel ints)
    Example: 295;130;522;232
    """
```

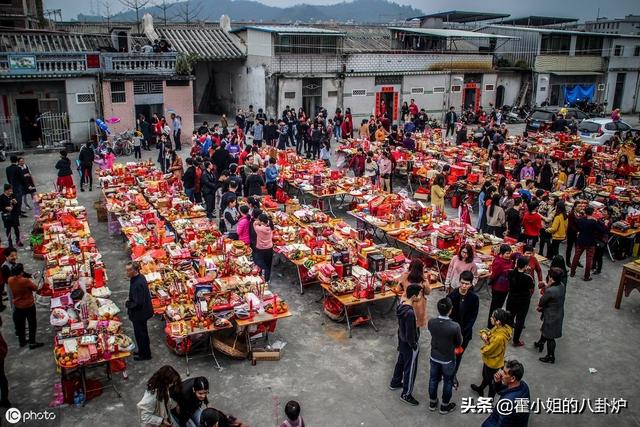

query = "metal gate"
0;116;21;151
39;112;71;149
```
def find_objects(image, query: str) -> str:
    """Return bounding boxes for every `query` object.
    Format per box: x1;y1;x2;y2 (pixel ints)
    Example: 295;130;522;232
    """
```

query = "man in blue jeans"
428;297;463;414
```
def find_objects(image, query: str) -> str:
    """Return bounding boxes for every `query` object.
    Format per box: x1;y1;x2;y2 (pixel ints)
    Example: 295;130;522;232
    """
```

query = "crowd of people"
137;366;305;427
0;96;634;425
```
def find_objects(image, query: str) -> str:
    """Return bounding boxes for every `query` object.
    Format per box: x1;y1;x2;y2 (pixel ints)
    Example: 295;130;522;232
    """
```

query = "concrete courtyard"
3;124;640;426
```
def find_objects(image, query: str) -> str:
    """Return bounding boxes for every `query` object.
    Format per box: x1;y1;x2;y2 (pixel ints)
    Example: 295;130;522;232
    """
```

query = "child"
236;204;251;245
320;141;331;167
133;131;142;159
104;148;116;170
459;194;472;226
280;400;305;427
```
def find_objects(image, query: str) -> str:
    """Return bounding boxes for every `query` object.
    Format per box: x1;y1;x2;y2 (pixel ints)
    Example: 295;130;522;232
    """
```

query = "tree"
102;1;113;29
154;0;175;25
118;0;150;33
177;1;203;24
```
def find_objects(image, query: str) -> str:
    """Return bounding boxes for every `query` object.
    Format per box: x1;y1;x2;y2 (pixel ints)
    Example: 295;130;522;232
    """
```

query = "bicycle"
112;130;134;156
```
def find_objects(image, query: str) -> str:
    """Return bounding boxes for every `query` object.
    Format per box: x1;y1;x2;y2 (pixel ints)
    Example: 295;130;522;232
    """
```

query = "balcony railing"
0;52;94;75
0;52;178;76
534;55;605;73
101;52;178;75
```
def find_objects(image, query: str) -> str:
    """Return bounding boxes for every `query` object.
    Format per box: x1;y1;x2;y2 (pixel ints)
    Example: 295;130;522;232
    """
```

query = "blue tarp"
563;84;595;104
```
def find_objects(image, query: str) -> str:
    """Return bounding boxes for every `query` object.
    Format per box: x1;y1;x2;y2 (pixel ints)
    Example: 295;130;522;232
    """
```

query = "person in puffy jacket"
472;308;513;398
236;205;251;245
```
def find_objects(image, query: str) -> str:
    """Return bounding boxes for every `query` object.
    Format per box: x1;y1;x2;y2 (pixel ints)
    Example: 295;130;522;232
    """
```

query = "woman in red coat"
487;244;514;328
521;202;543;247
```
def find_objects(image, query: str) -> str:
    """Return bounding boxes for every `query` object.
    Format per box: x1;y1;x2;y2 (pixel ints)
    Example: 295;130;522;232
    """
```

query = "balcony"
608;56;640;72
534;55;605;73
101;52;178;75
0;52;178;78
0;52;96;76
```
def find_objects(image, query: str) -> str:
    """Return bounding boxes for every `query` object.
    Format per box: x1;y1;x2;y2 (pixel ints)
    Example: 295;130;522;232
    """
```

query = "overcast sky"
44;0;639;21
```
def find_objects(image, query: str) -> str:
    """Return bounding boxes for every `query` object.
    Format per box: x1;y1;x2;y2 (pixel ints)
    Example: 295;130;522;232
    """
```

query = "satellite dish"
220;14;231;32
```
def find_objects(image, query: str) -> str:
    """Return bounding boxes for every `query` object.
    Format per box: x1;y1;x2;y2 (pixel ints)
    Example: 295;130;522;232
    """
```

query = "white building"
229;24;519;123
585;15;640;36
480;24;640;112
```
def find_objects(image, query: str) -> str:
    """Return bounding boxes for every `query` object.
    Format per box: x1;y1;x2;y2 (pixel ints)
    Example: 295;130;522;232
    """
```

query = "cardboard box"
252;349;281;361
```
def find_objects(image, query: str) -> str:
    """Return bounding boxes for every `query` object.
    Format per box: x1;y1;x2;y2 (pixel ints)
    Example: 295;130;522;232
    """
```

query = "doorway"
117;31;129;52
135;104;164;126
375;86;399;120
612;73;626;110
16;98;40;147
302;78;322;118
496;85;505;108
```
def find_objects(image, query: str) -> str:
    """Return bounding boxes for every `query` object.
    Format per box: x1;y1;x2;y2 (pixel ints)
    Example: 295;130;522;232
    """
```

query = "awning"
550;71;603;76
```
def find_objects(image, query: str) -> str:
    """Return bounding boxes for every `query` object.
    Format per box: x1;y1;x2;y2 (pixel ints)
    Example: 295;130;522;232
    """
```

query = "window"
284;91;296;99
133;81;163;94
578;121;599;133
76;93;95;104
451;85;461;93
410;87;424;94
604;122;616;131
327;90;338;97
166;80;189;86
352;89;366;96
274;34;339;55
540;34;571;54
375;75;402;85
575;36;603;56
432;87;445;93
614;45;624;56
617;122;631;131
634;46;640;56
110;81;126;103
484;84;495;91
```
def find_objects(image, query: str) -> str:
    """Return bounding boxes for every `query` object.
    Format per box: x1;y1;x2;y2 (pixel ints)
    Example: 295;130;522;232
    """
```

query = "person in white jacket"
138;365;182;426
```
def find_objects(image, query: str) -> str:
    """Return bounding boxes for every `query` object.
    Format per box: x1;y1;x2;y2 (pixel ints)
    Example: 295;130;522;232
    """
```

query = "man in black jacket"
390;284;422;406
444;107;458;138
200;161;217;219
448;271;479;386
212;145;230;177
182;158;196;201
428;297;463;414
5;156;26;217
125;262;153;361
78;142;95;192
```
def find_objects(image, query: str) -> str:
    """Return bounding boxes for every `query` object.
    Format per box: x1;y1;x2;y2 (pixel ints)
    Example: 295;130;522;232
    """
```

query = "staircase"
515;74;532;108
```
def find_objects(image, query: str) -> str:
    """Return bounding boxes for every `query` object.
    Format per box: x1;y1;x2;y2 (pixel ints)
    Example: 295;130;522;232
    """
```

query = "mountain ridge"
74;0;423;24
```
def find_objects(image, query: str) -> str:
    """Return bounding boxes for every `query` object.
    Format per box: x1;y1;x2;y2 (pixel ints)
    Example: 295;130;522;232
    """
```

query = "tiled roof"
232;25;344;35
0;30;113;53
154;25;245;59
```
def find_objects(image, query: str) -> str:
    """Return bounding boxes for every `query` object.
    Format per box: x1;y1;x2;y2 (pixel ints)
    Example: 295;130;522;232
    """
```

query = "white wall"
496;74;521;107
277;78;302;116
402;74;449;116
481;73;498;108
343;76;376;124
606;71;640;113
246;30;273;57
65;77;99;144
322;78;339;115
535;73;551;106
